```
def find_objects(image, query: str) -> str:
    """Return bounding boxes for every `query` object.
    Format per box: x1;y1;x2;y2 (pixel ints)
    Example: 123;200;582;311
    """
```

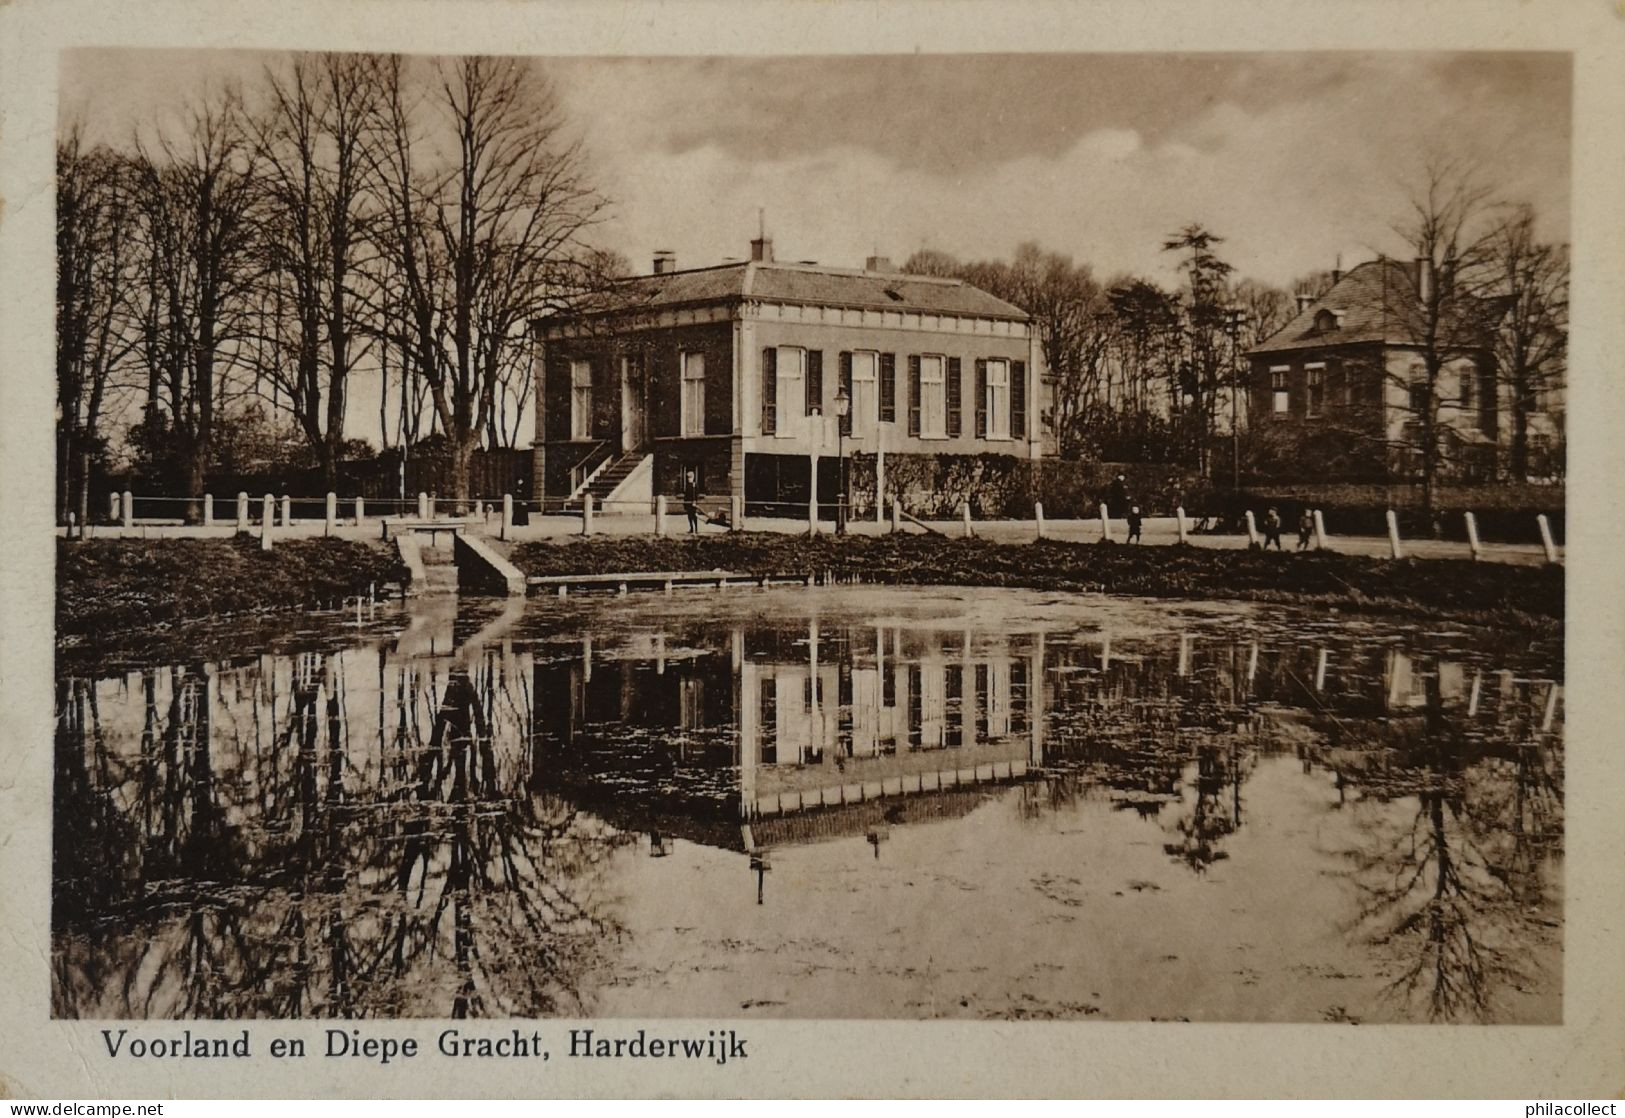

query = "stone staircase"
564;449;647;513
418;538;461;594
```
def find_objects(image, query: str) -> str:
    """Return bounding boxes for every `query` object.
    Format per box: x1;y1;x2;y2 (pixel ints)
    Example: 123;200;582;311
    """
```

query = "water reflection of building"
534;621;1045;833
52;595;1565;1021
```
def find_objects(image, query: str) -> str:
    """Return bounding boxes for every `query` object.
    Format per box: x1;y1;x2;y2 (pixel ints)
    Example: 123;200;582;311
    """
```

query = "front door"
620;353;646;452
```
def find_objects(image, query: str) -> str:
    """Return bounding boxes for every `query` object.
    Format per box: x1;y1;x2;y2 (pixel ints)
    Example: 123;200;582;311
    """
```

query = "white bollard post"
1244;509;1259;548
891;498;901;534
1175;505;1188;545
109;492;121;523
501;494;513;541
1312;509;1328;551
353;496;364;526
962;502;973;538
418;491;430;520
1099;503;1113;543
1463;511;1482;561
121;490;133;529
732;494;744;533
1386;509;1403;559
202;494;214;526
427;494;436;520
655;495;668;537
237;492;250;533
1034;501;1045;540
581;493;594;536
1536;514;1558;563
325;492;337;534
260;495;275;551
280;495;293;527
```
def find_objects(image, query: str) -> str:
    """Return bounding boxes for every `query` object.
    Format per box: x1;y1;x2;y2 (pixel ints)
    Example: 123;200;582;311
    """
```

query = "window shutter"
946;357;962;437
880;354;897;422
1011;360;1027;439
806;350;823;416
761;347;777;435
838;352;853;436
975;359;988;439
907;355;922;437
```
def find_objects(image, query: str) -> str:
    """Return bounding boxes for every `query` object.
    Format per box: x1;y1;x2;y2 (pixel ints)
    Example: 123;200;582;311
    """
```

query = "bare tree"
368;56;606;509
1106;277;1182;419
57;125;140;527
1489;206;1567;481
246;54;381;490
1289;268;1337;303
128;89;262;521
1375;156;1503;517
1228;278;1293;352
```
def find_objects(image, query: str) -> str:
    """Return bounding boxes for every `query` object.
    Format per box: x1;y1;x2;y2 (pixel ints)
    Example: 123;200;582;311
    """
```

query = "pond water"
52;586;1563;1024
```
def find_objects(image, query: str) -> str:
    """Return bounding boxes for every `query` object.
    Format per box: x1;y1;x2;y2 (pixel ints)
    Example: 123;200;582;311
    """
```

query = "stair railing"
566;441;613;500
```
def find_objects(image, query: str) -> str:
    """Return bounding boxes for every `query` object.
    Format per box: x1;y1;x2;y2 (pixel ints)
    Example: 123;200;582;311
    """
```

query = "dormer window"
1314;308;1341;332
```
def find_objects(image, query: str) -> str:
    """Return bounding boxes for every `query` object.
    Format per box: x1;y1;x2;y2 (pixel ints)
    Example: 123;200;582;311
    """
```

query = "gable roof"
1249;258;1501;356
550;259;1031;325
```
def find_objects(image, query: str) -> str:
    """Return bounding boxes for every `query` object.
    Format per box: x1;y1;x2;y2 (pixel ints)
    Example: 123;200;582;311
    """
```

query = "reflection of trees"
1337;675;1562;1022
1031;642;1256;865
1162;742;1248;873
53;643;630;1019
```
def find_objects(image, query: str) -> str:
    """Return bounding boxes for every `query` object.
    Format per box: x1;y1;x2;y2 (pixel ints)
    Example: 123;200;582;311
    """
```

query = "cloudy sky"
61;49;1569;448
66;49;1570;290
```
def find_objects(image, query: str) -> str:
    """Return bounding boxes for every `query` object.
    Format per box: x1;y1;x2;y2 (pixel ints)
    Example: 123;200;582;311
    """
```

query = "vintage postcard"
2;0;1623;1100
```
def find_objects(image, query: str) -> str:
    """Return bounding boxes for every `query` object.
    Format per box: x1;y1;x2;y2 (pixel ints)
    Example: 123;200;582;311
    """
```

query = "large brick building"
1246;257;1507;480
532;236;1042;516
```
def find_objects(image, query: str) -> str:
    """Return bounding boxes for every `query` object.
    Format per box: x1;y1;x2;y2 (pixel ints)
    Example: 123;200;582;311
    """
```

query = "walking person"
682;468;702;534
1262;506;1284;550
1296;509;1314;551
1126;502;1144;544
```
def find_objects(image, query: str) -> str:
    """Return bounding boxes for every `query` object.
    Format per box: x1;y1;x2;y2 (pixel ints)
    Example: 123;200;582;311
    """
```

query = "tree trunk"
185;452;206;526
1511;394;1530;482
449;438;475;514
76;447;93;534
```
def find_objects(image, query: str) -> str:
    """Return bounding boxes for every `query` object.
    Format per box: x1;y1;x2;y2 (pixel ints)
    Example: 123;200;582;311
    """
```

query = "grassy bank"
509;533;1563;630
58;536;408;645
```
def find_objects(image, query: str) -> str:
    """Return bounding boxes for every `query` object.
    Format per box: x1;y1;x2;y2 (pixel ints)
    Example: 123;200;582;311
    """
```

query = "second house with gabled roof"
532;233;1042;518
1245;256;1504;480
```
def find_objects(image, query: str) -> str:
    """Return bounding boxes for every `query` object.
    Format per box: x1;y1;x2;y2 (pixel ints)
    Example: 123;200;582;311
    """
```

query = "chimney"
1330;253;1343;285
751;208;774;263
1296;292;1314;312
652;250;676;275
865;255;896;273
1415;256;1434;304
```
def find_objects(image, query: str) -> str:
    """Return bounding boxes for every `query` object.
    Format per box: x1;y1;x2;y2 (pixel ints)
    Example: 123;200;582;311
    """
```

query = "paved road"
65;510;1559;566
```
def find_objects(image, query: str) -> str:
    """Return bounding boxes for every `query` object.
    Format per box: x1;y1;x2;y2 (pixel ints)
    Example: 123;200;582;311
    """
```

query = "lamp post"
834;385;851;534
1223;305;1250;492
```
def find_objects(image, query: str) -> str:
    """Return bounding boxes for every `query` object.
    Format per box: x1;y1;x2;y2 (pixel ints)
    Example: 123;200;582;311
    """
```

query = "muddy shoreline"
510;534;1563;631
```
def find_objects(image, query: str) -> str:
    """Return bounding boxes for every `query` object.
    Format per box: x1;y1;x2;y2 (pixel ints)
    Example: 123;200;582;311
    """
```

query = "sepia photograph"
47;46;1569;1025
4;0;1623;1100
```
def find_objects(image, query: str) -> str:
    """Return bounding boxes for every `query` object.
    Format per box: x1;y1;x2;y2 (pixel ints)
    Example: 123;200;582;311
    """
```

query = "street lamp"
1223;306;1250;492
834;385;851;534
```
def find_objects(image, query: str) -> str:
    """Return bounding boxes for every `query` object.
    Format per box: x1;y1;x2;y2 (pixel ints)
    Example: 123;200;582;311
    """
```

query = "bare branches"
367;55;607;504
